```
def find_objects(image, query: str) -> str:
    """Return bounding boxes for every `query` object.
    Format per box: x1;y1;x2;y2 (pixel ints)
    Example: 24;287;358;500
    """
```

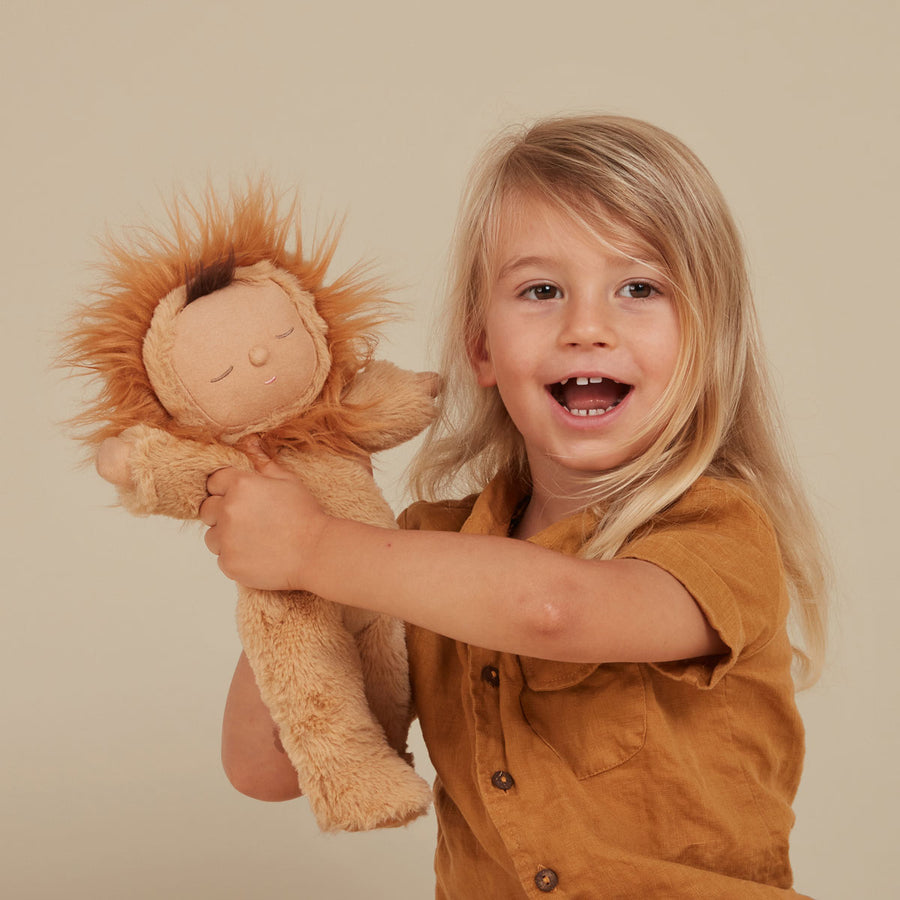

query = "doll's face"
169;278;320;431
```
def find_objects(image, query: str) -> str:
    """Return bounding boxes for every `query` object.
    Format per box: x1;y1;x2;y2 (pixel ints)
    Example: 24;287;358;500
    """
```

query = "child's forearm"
201;463;723;664
305;517;724;664
221;652;302;802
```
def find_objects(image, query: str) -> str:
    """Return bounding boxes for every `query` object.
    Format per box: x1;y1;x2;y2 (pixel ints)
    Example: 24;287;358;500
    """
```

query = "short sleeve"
397;495;479;533
617;479;790;689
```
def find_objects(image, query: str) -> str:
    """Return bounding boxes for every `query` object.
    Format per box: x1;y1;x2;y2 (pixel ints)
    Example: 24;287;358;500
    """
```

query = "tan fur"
238;452;432;830
61;182;435;831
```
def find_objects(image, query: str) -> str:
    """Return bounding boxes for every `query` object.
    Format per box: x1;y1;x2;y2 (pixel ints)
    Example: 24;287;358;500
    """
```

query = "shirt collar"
460;473;598;557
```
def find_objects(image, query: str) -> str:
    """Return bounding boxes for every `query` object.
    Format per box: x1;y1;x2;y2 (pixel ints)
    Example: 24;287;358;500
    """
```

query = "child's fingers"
204;522;221;557
206;466;239;496
237;436;287;477
199;493;221;528
199;492;222;557
238;435;266;463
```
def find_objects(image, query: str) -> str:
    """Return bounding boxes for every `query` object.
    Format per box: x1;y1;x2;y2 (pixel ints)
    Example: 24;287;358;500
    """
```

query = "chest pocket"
518;658;648;780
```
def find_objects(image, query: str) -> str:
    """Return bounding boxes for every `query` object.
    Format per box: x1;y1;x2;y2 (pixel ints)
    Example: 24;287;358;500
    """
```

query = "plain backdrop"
3;1;897;897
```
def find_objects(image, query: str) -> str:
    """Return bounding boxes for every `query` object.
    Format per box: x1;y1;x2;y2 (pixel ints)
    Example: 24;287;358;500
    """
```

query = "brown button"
535;868;559;892
491;770;515;791
481;665;500;687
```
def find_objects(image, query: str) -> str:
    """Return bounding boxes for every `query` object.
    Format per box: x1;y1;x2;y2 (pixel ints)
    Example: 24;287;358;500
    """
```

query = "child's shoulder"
398;494;480;533
618;476;779;566
662;475;773;530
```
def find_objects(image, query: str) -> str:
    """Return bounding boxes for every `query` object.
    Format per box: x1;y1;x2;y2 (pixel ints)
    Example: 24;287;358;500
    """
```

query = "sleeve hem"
619;536;746;689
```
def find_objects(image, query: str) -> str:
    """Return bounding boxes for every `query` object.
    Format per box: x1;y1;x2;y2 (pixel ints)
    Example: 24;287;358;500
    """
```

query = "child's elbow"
222;755;303;803
519;595;578;658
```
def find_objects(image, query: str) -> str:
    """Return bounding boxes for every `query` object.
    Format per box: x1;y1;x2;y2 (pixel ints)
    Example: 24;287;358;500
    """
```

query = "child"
206;115;827;898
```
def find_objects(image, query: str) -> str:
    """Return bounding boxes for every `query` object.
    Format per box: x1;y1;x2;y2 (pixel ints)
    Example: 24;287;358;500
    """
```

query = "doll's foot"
307;752;432;832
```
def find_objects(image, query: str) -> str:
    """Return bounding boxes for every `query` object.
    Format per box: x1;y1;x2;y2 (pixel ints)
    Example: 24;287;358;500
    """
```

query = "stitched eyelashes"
210;366;234;383
208;327;295;383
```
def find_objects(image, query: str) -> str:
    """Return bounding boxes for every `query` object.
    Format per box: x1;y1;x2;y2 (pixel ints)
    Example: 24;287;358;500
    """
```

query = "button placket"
472;650;541;895
482;665;514;793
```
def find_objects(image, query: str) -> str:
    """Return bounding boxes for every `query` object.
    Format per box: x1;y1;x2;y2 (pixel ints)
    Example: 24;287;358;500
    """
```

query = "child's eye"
619;281;659;300
210;365;233;383
521;283;562;301
275;327;295;339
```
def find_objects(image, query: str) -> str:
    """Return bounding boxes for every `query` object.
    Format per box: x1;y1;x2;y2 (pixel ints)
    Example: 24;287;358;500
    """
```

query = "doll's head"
143;258;330;441
63;181;393;457
420;114;756;495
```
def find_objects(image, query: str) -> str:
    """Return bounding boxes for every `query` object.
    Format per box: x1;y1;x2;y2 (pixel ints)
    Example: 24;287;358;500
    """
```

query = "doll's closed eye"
210;366;234;383
276;327;295;339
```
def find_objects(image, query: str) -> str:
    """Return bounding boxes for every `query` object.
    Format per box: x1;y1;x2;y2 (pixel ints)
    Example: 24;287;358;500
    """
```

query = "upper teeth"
560;376;603;386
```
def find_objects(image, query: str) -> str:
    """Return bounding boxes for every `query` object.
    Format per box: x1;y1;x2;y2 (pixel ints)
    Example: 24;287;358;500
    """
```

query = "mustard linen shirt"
400;476;809;899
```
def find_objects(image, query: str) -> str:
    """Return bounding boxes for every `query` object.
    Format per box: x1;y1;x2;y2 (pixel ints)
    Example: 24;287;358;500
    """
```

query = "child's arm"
201;460;725;665
221;651;303;801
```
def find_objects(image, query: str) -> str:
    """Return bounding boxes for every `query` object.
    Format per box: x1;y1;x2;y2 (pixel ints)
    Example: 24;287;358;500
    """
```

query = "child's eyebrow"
495;255;554;280
496;252;659;282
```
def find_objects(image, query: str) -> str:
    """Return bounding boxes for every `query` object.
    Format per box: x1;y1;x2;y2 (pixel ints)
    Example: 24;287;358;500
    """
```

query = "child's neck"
510;488;586;541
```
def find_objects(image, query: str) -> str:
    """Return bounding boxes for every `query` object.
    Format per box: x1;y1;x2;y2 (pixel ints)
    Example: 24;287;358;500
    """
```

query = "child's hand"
200;451;327;591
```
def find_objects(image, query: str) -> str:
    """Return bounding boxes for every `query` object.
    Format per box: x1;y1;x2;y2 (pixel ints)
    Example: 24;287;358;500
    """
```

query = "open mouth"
548;376;631;417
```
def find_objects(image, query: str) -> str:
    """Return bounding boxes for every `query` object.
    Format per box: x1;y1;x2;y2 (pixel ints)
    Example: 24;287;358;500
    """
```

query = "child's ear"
468;334;497;388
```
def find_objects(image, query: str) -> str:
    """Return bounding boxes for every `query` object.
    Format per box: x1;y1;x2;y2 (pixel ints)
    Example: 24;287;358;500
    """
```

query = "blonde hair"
411;115;828;687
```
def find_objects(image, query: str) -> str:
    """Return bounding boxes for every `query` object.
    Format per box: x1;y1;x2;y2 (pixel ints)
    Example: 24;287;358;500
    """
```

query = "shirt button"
491;770;515;791
481;665;500;687
534;868;559;892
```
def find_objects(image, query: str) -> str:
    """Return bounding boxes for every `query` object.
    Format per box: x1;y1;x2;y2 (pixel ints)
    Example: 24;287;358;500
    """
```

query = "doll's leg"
237;588;431;832
353;614;416;760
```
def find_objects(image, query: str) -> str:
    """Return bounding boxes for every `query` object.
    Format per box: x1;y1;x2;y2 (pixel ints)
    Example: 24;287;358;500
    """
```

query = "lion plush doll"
62;182;435;831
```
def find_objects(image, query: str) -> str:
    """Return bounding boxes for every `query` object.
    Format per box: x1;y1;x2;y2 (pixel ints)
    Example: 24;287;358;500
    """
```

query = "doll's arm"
98;424;249;519
341;361;439;453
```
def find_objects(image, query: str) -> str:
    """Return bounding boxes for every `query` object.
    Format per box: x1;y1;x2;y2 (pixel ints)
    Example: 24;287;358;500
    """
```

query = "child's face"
473;194;680;487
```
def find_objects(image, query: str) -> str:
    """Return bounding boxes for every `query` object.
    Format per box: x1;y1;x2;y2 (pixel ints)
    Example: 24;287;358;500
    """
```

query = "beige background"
2;1;897;897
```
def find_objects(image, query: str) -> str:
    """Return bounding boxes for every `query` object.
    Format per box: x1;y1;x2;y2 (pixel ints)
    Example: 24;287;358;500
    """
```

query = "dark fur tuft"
185;249;236;304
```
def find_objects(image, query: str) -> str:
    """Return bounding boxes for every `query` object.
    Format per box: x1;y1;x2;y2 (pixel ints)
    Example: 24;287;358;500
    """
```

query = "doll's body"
114;377;434;830
63;191;436;831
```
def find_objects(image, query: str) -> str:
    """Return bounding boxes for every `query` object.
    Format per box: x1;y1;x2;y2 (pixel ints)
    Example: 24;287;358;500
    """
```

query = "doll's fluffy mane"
62;181;397;461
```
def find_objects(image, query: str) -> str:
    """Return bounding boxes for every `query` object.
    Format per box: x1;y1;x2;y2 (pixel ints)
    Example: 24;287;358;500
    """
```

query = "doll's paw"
311;751;432;832
415;370;441;399
95;436;133;486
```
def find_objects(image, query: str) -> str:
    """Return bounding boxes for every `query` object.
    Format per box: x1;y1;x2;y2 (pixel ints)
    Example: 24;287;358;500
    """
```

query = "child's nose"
249;344;270;366
560;299;614;347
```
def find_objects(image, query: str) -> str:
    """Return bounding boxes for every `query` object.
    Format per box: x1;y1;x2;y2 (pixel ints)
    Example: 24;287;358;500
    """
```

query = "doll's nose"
249;345;270;366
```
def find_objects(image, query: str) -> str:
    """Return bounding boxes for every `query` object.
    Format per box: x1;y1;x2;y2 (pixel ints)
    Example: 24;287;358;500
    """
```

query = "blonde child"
207;115;827;898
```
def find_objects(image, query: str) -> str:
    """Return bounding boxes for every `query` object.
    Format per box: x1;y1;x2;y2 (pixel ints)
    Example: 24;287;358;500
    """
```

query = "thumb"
238;436;285;476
